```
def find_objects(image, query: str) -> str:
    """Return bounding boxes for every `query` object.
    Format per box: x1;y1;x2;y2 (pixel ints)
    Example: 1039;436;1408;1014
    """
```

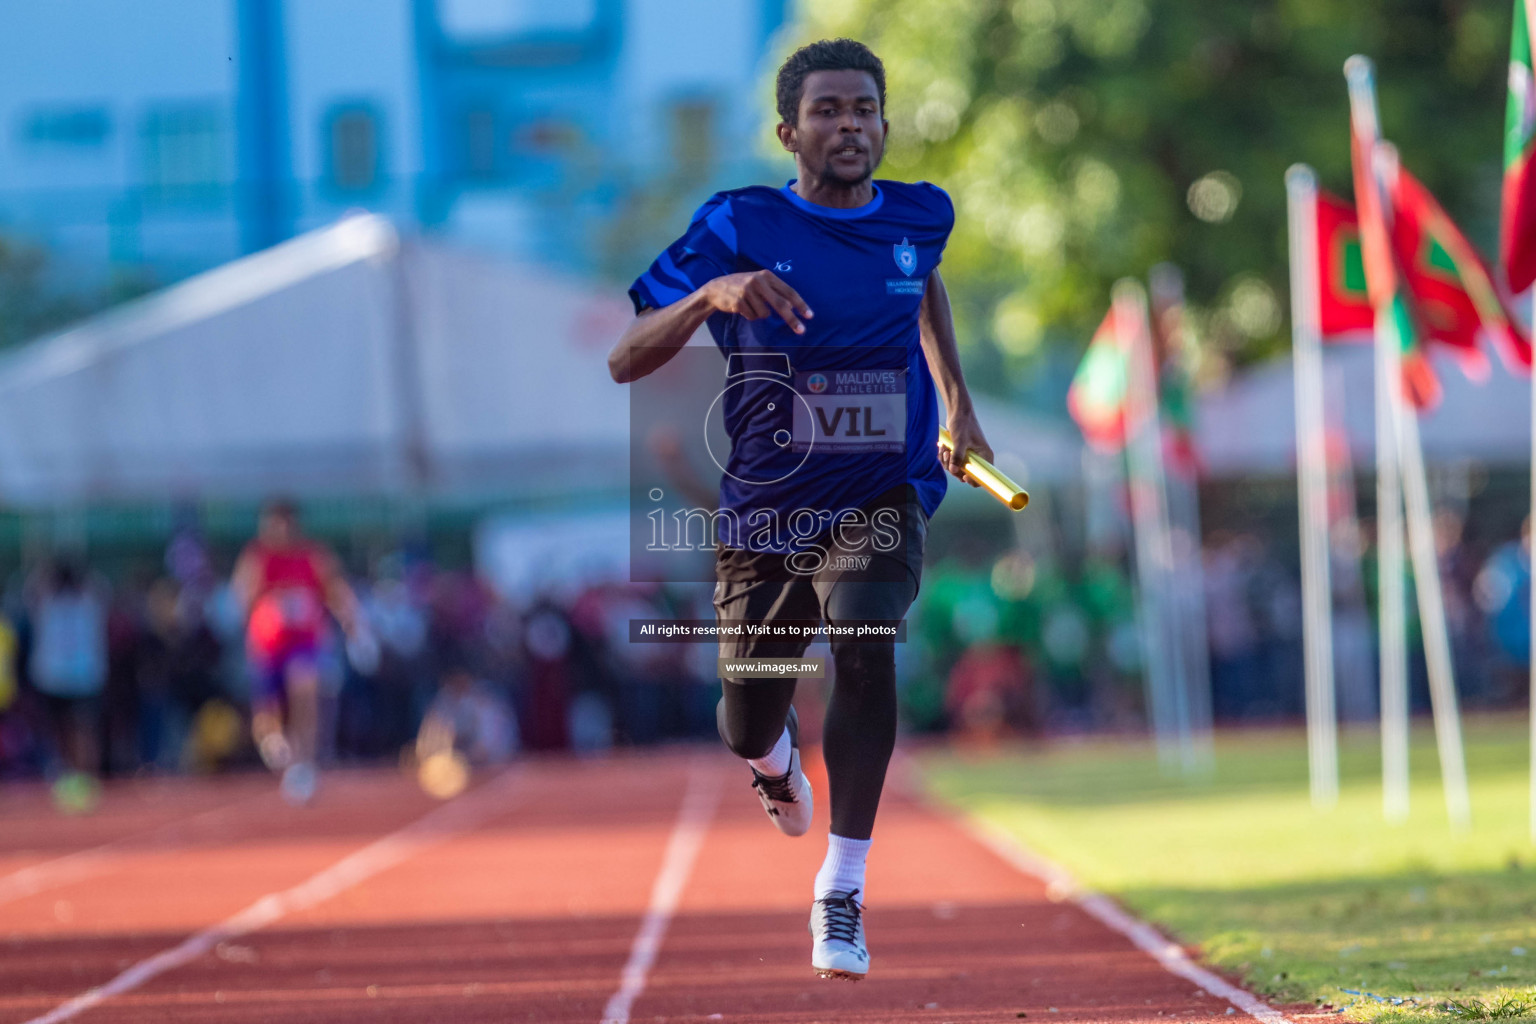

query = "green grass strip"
915;718;1536;1024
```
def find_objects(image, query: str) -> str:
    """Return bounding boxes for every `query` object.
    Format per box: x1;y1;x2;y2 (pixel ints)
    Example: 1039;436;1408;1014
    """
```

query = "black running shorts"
712;483;927;679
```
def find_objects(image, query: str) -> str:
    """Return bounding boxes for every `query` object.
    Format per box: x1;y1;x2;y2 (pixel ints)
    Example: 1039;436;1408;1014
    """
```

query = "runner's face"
260;512;296;546
783;70;886;188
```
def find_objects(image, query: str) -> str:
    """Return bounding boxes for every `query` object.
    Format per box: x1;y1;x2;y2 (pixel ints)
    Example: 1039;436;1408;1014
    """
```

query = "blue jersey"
629;179;954;553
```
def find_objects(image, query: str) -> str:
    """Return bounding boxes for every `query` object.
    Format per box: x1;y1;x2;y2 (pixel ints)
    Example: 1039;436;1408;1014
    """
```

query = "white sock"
814;833;871;900
748;726;792;777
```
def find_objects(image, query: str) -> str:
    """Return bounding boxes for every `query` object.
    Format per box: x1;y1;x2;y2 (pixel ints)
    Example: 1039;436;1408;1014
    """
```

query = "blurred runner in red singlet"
233;498;368;804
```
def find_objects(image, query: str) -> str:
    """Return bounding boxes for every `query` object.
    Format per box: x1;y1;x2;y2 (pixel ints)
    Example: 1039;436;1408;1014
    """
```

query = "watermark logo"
640;488;904;577
628;346;910;583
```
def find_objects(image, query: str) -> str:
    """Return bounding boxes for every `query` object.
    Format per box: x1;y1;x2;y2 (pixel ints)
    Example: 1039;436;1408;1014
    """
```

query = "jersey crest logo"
893;238;917;277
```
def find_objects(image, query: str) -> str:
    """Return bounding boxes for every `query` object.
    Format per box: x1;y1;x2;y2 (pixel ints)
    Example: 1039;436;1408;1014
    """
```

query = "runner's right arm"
607;271;813;384
230;548;259;619
314;549;362;636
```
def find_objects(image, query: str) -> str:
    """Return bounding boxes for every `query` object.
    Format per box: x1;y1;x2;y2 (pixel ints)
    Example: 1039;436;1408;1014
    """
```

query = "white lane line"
0;790;276;909
954;814;1294;1024
600;760;722;1024
18;771;522;1024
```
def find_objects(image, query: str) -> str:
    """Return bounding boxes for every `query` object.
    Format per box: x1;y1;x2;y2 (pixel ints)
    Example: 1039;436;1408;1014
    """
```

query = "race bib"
792;370;905;454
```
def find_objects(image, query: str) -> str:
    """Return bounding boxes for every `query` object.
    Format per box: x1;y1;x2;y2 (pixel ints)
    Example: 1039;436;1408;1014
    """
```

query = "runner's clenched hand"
941;410;993;488
703;271;814;334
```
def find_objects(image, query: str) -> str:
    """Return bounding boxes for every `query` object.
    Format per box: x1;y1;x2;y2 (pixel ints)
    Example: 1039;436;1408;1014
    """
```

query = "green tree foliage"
784;0;1513;388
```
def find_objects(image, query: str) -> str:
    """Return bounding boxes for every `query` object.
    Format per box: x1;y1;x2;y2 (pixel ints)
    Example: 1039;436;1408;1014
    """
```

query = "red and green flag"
1503;0;1536;293
1068;308;1132;452
1071;290;1201;466
1351;118;1443;409
1314;191;1375;341
1387;163;1532;375
1150;282;1202;476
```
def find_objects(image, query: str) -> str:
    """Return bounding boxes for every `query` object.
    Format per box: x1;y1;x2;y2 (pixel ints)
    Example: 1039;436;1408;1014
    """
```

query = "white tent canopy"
0;215;635;506
1197;343;1532;477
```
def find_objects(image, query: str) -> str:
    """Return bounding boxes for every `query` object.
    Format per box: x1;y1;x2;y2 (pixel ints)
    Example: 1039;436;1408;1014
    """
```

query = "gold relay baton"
938;428;1030;510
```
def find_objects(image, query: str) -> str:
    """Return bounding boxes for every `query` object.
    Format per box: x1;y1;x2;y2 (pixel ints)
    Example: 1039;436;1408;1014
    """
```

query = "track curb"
953;814;1296;1023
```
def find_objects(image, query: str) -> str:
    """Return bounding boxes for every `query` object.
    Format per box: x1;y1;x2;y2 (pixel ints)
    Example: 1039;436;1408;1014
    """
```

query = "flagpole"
1345;55;1412;824
1117;278;1188;772
1523;0;1536;853
1528;280;1535;842
1104;442;1176;765
1373;139;1473;832
1324;364;1377;727
1144;326;1198;776
1125;446;1177;772
1287;164;1340;810
1394;390;1474;830
1372;224;1416;827
1150;263;1215;769
1511;0;1536;847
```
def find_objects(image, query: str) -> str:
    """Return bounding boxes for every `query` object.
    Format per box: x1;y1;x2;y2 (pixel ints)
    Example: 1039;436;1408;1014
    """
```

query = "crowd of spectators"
1;506;1531;788
0;528;723;785
903;512;1535;743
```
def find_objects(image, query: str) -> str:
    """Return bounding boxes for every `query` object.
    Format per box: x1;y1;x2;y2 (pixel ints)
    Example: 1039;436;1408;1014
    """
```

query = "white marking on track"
0;790;276;909
600;761;722;1024
19;771;522;1024
955;815;1295;1024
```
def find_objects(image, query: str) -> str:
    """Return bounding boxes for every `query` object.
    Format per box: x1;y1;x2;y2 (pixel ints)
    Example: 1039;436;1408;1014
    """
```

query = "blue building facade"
0;0;790;287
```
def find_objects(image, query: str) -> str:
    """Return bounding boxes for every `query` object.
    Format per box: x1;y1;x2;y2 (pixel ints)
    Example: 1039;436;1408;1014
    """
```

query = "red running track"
0;749;1296;1023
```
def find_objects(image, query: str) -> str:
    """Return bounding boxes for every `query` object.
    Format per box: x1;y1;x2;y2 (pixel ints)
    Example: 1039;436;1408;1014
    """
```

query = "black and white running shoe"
809;888;868;980
749;705;813;837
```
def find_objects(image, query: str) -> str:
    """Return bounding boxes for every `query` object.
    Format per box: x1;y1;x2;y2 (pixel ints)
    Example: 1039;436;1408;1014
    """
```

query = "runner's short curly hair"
775;38;886;124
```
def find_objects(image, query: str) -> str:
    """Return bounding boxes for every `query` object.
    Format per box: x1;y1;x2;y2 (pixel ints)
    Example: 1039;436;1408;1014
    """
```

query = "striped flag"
1149;274;1201;477
1072;287;1201;467
1351;109;1442;408
1503;0;1536;292
1388;162;1532;375
1315;191;1375;341
1068;309;1132;452
1317;162;1530;381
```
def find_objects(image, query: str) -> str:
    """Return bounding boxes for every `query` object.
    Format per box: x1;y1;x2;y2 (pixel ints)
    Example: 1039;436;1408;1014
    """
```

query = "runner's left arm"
918;268;992;486
316;550;362;635
230;548;260;620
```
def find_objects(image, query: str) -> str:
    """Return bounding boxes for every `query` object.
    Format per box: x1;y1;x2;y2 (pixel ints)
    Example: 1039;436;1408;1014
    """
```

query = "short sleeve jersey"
629;179;955;553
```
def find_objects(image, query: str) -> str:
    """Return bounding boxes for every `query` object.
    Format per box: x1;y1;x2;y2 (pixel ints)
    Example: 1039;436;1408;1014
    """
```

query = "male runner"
609;38;992;980
232;499;366;804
